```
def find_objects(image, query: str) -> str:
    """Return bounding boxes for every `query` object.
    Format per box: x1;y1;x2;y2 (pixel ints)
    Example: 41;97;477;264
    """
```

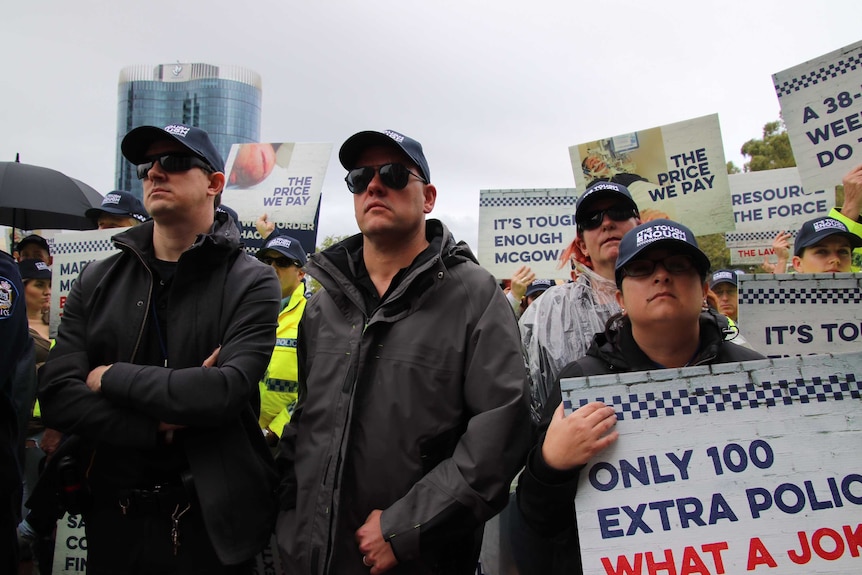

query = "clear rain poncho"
518;262;620;423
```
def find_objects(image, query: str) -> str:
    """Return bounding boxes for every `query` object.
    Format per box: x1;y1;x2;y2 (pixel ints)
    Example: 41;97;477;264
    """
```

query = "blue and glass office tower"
115;63;262;198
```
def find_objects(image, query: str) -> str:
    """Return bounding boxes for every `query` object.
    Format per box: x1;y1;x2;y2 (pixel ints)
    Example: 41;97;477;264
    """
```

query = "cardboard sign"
561;352;862;574
477;188;578;279
737;273;862;356
726;230;797;266
53;513;87;574
49;228;121;337
774;40;862;196
570;114;733;236
221;142;330;227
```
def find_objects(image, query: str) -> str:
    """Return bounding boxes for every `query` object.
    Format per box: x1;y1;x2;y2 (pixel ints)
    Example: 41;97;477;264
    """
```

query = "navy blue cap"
339;129;431;182
15;234;50;255
257;233;307;267
18;259;51;281
615;219;710;286
85;191;149;223
576;181;639;224
121;123;225;173
525;279;553;298
709;269;739;289
793;216;862;256
216;204;240;228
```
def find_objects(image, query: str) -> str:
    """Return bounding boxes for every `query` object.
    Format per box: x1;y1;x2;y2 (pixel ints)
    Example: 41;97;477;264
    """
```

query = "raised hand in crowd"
762;231;791;273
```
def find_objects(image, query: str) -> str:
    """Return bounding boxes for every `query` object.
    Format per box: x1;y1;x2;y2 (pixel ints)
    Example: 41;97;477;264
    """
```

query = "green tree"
740;120;796;172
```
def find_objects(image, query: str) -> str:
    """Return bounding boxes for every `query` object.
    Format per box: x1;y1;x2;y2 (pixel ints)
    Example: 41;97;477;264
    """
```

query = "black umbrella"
0;161;103;231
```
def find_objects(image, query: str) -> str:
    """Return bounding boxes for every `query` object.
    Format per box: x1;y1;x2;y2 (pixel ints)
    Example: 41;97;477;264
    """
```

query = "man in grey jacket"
276;129;531;575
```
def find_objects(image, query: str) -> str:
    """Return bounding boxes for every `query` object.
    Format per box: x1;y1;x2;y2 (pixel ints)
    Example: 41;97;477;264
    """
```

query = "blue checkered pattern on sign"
53;239;116;255
725;230;797;244
562;373;860;421
479;197;579;207
738;286;861;305
774;50;862;98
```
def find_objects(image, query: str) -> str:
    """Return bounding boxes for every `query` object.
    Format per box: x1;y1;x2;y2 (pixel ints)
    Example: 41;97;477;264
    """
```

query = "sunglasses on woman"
621;254;695;278
344;163;426;194
577;207;639;231
136;154;214;180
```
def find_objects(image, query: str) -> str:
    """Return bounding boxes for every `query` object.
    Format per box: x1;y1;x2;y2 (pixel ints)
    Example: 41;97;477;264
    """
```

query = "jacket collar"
111;209;241;259
590;310;728;371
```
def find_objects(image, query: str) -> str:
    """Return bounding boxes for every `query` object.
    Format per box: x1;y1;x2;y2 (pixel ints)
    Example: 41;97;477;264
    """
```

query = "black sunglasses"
622;254;695;278
344;163;426;194
577;207;638;230
261;256;301;269
136;154;214;180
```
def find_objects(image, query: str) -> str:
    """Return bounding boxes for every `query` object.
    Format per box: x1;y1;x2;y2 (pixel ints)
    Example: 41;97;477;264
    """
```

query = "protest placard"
737;273;862;357
221;142;330;226
561;351;862;574
570;114;733;236
478;188;578;279
52;513;86;574
49;228;120;337
725;230;797;266
774;40;862;195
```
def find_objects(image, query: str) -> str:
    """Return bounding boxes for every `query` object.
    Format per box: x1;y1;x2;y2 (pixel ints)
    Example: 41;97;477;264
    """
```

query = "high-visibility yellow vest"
259;284;306;437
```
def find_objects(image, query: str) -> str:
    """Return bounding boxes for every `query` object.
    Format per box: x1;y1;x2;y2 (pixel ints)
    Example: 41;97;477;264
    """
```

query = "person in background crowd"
761;231;791;273
830;164;862;263
276;129;530;575
708;269;739;323
15;259;58;574
505;265;535;318
12;236;51;266
254;227;308;448
765;164;862;273
522;279;553;311
519;181;641;423
38;123;281;574
85;190;150;229
515;219;766;575
1;250;34;574
791;216;862;274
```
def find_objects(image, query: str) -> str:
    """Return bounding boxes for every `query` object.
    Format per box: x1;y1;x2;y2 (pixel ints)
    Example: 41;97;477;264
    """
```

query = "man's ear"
208;172;226;196
423;183;437;214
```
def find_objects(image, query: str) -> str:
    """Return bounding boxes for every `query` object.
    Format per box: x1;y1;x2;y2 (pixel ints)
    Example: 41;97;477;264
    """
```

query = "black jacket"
515;312;765;574
38;214;281;565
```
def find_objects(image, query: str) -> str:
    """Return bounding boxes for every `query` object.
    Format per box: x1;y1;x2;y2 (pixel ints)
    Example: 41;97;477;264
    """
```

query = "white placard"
477;188;578;279
774;40;862;196
737;273;862;356
562;352;862;574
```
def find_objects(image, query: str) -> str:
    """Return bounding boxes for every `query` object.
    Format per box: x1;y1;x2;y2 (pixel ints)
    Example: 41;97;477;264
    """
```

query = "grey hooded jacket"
276;219;531;575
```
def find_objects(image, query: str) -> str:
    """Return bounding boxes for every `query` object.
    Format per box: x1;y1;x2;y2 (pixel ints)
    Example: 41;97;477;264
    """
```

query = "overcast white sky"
2;0;861;250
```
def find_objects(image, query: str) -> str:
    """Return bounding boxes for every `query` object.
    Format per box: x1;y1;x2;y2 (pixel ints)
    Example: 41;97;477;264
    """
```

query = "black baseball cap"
339;129;431;182
525;279;554;298
793;216;862;256
576;181;639;225
615;219;710;286
85;191;149;223
18;258;51;281
257;233;307;267
15;234;50;255
709;269;739;290
121;123;225;173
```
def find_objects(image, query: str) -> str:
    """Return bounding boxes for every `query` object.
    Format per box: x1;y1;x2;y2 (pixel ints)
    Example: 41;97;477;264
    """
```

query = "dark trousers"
83;498;252;575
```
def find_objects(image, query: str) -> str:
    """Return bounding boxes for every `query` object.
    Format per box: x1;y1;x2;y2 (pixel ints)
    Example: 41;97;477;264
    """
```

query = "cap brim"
339;131;404;170
577;191;638;222
121;126;193;164
617;239;710;278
